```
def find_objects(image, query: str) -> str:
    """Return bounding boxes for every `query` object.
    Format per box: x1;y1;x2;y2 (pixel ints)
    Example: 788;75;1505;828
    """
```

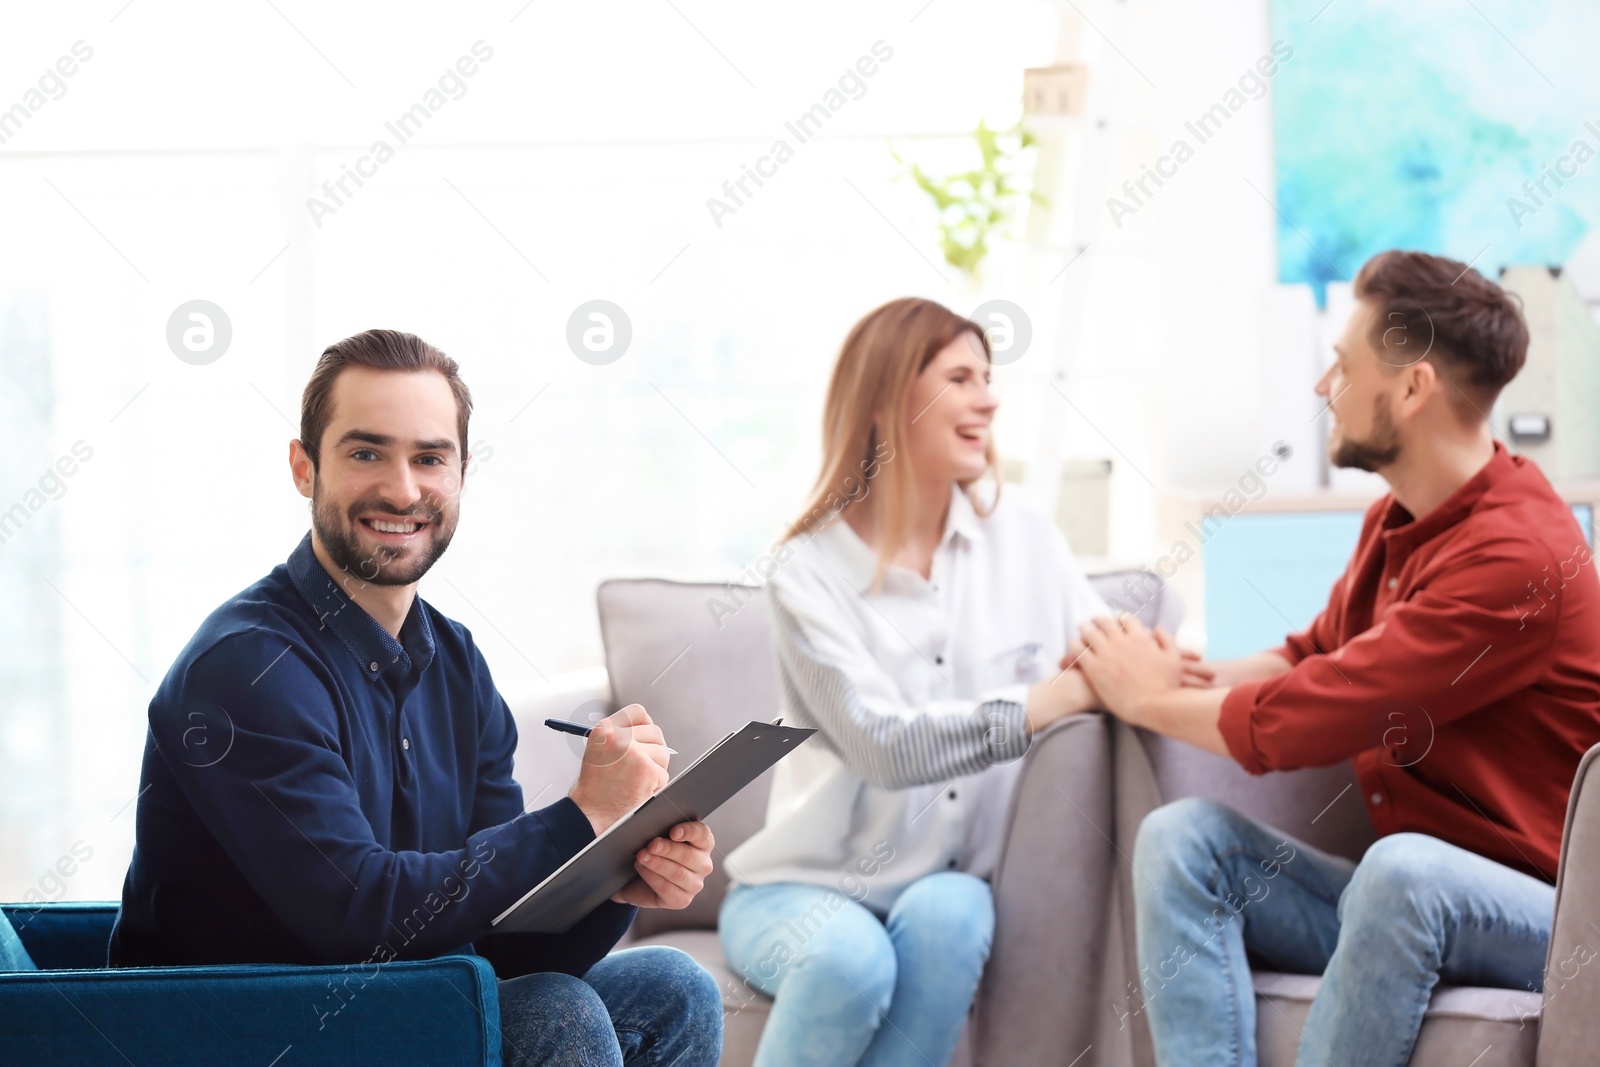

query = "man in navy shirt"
110;329;723;1066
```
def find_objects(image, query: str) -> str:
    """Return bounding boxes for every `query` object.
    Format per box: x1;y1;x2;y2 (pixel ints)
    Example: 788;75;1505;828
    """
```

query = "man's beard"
1331;396;1402;472
311;487;456;588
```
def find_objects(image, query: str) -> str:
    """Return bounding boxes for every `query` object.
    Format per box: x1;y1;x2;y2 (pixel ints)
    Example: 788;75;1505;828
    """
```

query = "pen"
545;717;678;755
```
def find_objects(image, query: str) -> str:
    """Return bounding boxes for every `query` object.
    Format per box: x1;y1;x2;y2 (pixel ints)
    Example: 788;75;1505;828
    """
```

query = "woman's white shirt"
725;484;1108;913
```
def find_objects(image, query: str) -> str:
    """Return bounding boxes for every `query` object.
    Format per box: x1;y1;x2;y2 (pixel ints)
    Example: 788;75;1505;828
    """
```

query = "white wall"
1014;0;1324;564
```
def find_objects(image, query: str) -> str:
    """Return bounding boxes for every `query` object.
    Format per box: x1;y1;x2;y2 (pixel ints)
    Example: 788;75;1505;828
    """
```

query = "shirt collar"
818;483;986;592
943;484;986;548
286;532;436;682
1379;441;1514;553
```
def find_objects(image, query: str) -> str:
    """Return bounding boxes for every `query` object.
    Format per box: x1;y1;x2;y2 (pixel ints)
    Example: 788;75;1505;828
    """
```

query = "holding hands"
1060;616;1206;725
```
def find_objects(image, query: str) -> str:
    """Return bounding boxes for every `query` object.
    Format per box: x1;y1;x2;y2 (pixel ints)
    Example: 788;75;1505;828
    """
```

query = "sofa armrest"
0;953;501;1066
1537;742;1600;1067
974;711;1120;1066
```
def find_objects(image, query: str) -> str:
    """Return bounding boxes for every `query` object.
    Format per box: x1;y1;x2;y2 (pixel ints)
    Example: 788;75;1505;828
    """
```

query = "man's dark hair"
299;329;472;469
1352;250;1529;417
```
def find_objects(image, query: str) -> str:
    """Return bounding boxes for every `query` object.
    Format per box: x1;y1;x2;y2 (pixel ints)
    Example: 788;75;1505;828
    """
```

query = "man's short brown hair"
1353;250;1529;417
299;329;472;469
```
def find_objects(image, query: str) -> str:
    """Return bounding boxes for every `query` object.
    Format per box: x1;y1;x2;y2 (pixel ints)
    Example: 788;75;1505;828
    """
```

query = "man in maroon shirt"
1071;250;1600;1065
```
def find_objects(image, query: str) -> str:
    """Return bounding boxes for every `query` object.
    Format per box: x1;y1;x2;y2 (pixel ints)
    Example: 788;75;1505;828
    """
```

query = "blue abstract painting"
1270;0;1600;303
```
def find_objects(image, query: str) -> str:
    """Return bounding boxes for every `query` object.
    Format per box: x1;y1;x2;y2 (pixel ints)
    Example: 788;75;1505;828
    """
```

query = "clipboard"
491;720;816;934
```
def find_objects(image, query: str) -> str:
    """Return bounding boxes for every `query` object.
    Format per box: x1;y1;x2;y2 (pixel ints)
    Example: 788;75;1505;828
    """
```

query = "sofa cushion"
1253;971;1540;1065
597;580;783;936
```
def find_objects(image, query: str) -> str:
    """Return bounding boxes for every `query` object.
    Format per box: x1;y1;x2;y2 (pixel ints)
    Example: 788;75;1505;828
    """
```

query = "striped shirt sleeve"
768;592;1031;790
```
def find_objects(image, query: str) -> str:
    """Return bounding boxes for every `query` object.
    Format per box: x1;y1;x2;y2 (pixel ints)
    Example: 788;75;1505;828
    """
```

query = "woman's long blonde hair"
785;297;1000;576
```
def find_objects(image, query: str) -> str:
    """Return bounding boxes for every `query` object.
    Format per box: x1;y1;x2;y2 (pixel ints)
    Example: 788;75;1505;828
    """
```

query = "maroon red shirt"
1219;444;1600;881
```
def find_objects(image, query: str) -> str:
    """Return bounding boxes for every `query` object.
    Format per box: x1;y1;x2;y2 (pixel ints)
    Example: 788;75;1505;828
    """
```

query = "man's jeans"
1132;798;1554;1066
496;945;723;1066
718;872;994;1067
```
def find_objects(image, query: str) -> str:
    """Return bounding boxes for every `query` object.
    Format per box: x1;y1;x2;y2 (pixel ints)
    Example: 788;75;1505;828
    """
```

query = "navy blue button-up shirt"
109;533;634;975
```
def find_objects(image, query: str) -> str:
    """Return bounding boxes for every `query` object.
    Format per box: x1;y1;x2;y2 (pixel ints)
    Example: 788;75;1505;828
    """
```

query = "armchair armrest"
4;901;118;969
0;953;502;1066
1537;741;1600;1067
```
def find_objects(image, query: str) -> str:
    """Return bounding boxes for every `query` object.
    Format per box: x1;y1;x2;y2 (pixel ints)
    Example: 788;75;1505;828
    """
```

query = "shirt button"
1370;792;1383;805
947;859;958;869
402;737;410;750
935;655;945;665
948;789;958;800
369;661;379;672
1386;578;1398;591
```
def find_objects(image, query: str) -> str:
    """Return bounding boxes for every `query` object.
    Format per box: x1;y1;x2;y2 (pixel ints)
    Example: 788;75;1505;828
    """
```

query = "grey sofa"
507;575;1600;1066
509;572;1177;1067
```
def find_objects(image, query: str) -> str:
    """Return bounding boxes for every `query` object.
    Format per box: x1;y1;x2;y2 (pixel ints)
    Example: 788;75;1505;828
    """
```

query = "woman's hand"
1159;630;1216;688
1067;627;1212;687
1026;667;1098;733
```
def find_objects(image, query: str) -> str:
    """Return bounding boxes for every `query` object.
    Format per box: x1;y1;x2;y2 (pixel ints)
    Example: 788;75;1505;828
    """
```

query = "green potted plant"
893;119;1044;289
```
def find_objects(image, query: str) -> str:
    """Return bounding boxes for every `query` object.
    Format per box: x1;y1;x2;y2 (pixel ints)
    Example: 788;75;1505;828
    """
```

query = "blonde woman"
722;298;1109;1066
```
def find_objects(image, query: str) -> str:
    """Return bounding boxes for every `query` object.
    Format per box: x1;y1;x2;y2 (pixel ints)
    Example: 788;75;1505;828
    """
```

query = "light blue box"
1202;505;1594;660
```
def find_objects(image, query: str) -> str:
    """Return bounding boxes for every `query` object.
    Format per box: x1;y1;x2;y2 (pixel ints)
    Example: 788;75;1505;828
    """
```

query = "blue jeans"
496;945;722;1066
1132;797;1554;1066
719;873;993;1067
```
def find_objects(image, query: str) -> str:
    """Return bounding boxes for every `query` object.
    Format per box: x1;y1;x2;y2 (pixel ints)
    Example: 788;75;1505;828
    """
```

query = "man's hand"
1200;650;1293;688
1173;641;1217;688
611;820;715;909
1070;616;1184;727
568;704;672;836
1062;630;1212;687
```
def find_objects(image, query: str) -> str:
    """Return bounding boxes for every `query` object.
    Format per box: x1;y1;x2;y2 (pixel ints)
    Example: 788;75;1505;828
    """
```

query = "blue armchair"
0;902;503;1065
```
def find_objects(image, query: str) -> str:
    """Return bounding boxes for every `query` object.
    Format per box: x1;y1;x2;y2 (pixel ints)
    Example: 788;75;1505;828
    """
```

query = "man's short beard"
311;485;455;587
1331;396;1402;472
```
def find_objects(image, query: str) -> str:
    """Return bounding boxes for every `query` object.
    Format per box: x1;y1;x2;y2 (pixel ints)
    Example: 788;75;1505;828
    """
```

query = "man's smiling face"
306;365;466;587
